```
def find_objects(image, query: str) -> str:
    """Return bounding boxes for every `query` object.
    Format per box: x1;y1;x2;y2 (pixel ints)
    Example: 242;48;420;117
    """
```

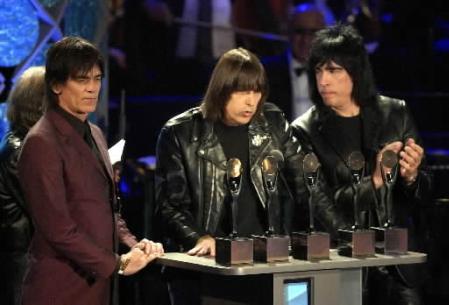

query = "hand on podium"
133;238;164;256
119;243;163;276
187;235;216;257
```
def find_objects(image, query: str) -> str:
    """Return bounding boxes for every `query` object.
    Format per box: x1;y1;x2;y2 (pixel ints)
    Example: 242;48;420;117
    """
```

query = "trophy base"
290;231;330;261
215;237;254;266
370;226;408;255
252;234;290;263
337;229;375;258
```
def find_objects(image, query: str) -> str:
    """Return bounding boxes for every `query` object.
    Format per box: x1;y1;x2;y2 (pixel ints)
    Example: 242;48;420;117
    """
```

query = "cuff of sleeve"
403;174;419;188
114;255;121;274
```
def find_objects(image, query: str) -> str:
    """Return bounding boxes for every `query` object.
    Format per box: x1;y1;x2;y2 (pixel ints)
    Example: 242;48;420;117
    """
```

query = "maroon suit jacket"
18;109;136;305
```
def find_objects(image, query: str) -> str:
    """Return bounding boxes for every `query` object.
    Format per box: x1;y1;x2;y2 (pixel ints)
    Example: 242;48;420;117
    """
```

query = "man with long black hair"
292;24;432;305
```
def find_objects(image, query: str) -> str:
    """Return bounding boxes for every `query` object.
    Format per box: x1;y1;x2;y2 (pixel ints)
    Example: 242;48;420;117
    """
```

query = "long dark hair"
200;48;268;122
307;24;377;107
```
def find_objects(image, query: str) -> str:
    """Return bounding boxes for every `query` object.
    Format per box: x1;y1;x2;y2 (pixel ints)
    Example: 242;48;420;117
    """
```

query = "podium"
157;250;426;305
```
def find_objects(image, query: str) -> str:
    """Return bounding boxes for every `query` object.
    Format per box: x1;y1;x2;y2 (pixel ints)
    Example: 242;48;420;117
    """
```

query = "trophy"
370;150;408;255
291;153;330;261
338;151;375;258
252;153;290;263
215;158;254;265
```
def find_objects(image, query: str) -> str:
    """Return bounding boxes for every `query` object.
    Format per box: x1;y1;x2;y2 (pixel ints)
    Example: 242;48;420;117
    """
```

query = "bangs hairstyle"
307;24;377;107
201;47;268;122
45;36;104;107
7;66;47;135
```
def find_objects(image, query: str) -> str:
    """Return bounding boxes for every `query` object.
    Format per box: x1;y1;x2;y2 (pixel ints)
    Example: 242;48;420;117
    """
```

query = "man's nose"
246;91;257;106
318;72;330;86
86;79;100;92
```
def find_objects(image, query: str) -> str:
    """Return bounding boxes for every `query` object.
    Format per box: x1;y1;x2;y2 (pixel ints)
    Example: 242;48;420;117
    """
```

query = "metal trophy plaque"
215;158;254;266
291;153;330;261
370;150;408;255
253;154;290;263
338;152;375;258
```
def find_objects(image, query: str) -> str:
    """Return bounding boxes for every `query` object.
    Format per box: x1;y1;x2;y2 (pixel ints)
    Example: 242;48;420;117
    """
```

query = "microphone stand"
252;156;290;263
370;150;408;255
262;157;278;236
351;169;363;230
228;176;242;239
338;153;375;258
291;153;330;261
305;171;318;233
380;164;397;228
215;159;253;265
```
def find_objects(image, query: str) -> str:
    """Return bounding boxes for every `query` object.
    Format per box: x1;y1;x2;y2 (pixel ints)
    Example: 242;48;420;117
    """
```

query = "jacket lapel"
197;120;227;169
248;117;272;171
47;110;108;180
90;123;114;182
360;102;383;172
247;117;273;209
309;109;343;169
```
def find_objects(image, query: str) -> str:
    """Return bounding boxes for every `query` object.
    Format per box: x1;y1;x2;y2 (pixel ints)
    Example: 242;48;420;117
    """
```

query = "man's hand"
121;239;164;276
399;138;423;184
187;235;216;257
133;238;164;256
372;141;403;189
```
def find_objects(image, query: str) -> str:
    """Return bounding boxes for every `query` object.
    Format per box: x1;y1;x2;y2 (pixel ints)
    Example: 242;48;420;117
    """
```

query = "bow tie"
294;67;306;77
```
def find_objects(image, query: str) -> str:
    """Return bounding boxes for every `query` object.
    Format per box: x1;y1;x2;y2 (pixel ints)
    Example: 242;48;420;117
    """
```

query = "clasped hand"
121;239;164;276
372;138;423;188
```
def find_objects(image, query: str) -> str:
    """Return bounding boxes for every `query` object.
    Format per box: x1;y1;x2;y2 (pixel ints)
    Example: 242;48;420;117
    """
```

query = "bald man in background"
263;3;327;120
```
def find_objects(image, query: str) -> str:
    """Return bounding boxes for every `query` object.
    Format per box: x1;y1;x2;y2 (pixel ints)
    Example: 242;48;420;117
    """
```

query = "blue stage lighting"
39;0;63;7
0;0;39;67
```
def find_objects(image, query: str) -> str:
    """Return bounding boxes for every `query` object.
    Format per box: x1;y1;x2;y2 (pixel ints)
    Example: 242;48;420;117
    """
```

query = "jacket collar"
46;109;111;181
248;115;272;171
310;97;383;163
194;114;273;170
360;101;383;154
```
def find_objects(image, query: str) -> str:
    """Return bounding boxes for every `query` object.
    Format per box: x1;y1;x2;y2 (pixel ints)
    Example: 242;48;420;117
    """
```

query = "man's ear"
52;83;61;95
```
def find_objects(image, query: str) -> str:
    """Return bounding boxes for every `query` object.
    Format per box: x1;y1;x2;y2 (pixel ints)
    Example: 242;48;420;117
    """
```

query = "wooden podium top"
156;250;426;276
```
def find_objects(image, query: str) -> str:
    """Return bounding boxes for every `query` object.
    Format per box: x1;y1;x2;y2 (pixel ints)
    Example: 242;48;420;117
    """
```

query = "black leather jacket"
155;103;306;250
0;131;33;253
292;95;432;285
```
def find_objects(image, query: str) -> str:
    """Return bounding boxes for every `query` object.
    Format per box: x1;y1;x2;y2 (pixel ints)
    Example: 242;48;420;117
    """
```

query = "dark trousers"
165;268;201;305
0;252;28;305
364;266;422;305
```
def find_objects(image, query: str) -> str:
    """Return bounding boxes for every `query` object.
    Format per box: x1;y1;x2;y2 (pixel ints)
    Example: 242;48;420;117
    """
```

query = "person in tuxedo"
292;24;432;305
0;66;46;305
263;3;326;121
18;37;164;305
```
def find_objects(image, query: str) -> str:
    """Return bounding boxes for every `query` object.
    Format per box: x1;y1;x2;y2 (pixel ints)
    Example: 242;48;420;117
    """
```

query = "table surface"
156;250;426;276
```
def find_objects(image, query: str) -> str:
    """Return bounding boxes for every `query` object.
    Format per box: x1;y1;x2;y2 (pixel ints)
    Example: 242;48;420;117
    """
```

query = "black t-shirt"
214;121;266;237
322;114;363;162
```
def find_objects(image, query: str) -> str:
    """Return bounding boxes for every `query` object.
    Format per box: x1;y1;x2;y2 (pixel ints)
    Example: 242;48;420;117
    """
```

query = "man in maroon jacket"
18;36;163;305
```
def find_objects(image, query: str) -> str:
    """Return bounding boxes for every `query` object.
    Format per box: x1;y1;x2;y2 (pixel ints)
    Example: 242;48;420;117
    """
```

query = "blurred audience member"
158;0;236;94
233;0;290;56
0;66;46;305
263;3;328;120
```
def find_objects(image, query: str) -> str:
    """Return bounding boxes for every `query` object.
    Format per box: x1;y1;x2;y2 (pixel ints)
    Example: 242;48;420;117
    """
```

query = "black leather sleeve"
0;133;32;251
396;101;433;205
154;125;203;250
